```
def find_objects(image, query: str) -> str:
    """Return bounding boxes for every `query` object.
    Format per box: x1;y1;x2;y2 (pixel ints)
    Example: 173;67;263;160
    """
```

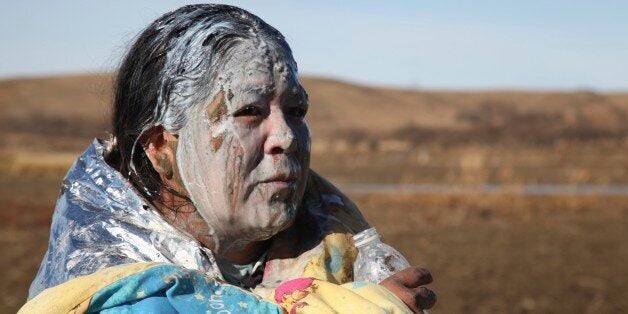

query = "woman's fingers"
387;267;433;288
379;267;436;312
414;286;437;310
380;280;436;312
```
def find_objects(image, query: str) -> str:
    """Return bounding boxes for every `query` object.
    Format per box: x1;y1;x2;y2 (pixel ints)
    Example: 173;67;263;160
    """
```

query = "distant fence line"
339;183;628;196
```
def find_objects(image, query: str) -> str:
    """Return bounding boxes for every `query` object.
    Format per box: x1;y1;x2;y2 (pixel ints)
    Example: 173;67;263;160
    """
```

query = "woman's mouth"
258;175;297;201
259;172;297;186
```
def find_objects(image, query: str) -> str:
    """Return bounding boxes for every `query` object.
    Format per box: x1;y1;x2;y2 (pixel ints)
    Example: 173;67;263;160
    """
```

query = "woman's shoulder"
29;139;220;298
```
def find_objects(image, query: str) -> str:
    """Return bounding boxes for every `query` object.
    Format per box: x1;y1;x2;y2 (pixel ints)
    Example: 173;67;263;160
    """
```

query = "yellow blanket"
21;262;410;313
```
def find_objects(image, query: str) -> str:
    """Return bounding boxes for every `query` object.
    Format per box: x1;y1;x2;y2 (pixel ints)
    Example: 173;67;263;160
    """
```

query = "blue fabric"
88;264;283;313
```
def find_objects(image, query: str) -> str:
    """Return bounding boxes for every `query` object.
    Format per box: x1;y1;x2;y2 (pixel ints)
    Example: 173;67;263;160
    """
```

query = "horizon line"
1;70;627;94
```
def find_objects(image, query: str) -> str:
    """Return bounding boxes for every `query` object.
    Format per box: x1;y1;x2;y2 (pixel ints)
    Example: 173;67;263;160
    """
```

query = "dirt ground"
1;75;627;313
2;170;627;313
356;193;628;313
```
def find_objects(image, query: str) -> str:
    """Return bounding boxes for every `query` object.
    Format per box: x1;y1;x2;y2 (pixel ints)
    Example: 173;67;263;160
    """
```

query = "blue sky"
1;1;627;90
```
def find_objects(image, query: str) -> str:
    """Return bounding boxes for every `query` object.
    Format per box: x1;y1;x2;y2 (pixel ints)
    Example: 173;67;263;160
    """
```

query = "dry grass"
366;196;628;313
355;193;628;313
0;74;627;313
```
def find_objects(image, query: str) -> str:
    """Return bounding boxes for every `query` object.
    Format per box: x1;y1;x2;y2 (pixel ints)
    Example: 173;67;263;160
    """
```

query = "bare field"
2;171;626;313
0;74;627;313
358;193;628;313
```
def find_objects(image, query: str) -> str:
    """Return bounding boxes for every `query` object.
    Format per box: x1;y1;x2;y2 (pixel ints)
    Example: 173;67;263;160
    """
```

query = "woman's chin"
245;210;297;241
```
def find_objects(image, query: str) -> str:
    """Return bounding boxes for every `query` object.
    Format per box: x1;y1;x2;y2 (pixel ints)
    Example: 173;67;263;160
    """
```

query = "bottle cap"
353;227;381;248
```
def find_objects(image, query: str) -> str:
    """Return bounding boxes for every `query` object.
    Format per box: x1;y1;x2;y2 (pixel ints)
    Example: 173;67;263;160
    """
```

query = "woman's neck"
153;188;269;265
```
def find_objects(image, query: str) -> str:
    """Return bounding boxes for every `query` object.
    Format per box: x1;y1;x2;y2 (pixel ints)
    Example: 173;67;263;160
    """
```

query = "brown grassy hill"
1;74;627;184
2;74;627;150
301;76;628;144
0;74;112;151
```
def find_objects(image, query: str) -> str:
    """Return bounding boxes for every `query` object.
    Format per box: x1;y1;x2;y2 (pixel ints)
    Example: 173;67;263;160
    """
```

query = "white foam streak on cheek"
176;113;224;239
228;126;278;234
177;106;251;249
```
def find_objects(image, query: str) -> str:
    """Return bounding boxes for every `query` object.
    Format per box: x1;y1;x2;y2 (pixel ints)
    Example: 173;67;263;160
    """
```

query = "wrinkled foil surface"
29;139;222;299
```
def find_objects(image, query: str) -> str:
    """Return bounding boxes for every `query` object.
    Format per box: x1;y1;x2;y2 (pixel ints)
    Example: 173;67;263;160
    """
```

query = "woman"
23;4;435;313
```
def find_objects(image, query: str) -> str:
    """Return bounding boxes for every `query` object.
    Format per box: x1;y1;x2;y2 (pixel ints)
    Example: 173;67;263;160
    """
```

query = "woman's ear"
142;126;178;180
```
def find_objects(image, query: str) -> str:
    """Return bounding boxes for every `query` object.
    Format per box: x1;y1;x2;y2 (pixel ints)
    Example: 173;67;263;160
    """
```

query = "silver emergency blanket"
28;139;223;299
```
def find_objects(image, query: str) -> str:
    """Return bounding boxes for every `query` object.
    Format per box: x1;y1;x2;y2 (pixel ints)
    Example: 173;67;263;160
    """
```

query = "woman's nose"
264;109;297;155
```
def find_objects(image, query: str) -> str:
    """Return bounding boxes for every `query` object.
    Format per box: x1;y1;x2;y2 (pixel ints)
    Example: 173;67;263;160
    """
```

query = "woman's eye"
234;105;263;117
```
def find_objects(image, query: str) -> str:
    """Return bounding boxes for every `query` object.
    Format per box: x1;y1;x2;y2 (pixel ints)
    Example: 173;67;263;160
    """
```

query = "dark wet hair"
105;4;295;202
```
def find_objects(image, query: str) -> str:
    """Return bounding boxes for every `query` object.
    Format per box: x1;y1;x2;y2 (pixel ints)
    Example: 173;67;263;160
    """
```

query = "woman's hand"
379;267;436;313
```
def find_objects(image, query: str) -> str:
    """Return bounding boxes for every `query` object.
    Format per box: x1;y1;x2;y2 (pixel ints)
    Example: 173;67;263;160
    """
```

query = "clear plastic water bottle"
353;227;430;313
353;227;411;284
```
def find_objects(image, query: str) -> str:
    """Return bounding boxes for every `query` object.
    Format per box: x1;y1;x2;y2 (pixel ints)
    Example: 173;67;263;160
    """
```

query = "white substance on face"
175;40;310;252
133;6;310;252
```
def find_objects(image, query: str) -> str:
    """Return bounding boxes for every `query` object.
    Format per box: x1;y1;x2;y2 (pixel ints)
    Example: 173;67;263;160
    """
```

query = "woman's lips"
259;172;297;186
258;177;297;201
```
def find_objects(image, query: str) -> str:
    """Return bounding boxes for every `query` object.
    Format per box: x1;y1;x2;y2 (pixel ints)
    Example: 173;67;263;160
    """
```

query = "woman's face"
176;42;310;249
